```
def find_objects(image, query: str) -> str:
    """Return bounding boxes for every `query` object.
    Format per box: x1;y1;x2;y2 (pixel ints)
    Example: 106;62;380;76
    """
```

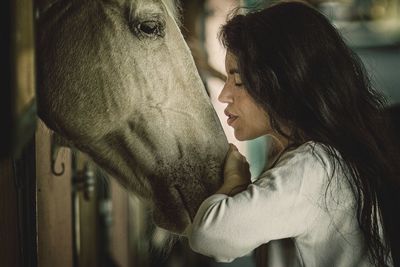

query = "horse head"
36;0;228;233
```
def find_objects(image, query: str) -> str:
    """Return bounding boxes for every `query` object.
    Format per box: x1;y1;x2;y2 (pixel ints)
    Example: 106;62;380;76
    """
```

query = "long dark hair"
219;1;400;266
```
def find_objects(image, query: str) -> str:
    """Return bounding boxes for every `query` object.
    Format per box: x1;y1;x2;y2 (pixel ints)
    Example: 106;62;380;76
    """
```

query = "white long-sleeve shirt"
187;141;388;266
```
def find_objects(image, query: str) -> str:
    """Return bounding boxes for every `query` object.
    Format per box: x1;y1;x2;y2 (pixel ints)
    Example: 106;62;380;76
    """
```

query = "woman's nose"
218;83;233;104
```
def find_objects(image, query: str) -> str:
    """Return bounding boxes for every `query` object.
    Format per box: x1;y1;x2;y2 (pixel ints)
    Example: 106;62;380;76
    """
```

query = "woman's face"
219;51;272;141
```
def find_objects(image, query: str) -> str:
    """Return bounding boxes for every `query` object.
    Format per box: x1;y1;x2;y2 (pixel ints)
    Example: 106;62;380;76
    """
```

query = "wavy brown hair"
219;1;400;266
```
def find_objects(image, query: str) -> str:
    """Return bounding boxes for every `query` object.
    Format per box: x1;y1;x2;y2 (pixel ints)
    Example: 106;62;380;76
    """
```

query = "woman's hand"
216;144;251;196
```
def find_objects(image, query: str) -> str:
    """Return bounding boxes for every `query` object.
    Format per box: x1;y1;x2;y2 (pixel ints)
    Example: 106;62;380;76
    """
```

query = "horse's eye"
134;20;165;39
139;21;158;34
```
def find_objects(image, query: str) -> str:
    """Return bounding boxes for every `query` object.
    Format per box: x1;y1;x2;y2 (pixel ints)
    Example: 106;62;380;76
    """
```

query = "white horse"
36;0;228;233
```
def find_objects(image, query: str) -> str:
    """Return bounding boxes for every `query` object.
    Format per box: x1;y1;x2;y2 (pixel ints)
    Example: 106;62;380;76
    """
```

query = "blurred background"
1;0;399;266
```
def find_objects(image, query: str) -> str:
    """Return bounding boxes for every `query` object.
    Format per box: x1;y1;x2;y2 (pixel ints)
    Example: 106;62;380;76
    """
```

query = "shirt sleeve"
186;144;331;262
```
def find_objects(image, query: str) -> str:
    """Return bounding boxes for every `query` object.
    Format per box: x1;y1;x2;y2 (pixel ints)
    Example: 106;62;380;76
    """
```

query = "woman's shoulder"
265;141;352;206
256;141;333;187
255;141;345;192
275;141;335;172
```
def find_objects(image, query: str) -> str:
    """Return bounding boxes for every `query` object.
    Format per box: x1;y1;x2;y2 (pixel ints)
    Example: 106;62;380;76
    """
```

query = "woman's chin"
233;132;246;141
234;131;262;141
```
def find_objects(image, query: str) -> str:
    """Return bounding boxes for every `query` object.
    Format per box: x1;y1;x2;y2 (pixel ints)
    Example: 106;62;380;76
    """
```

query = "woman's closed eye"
234;74;243;87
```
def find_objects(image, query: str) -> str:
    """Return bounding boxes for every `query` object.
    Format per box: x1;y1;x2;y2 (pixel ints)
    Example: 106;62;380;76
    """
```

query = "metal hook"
51;134;65;176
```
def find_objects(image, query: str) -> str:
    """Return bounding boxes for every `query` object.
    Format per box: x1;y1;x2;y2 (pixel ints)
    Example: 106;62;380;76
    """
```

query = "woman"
186;1;399;266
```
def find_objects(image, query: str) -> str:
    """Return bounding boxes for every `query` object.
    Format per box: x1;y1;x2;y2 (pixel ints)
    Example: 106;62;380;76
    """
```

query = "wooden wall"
36;121;73;267
0;158;23;267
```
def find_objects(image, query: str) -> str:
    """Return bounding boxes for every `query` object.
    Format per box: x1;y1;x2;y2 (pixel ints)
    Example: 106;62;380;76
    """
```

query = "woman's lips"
225;110;238;126
227;115;238;126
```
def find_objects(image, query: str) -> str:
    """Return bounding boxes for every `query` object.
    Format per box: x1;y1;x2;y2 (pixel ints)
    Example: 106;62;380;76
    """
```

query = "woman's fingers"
227;144;247;162
228;143;238;152
224;144;251;182
231;150;242;160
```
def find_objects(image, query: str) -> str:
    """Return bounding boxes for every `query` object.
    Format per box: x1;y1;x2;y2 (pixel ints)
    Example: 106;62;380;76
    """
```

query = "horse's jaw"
150;149;225;233
77;120;227;234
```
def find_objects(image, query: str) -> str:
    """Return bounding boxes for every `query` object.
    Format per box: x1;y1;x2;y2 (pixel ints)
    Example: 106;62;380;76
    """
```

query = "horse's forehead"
36;0;170;12
127;0;179;21
37;0;179;26
127;0;163;9
126;0;165;20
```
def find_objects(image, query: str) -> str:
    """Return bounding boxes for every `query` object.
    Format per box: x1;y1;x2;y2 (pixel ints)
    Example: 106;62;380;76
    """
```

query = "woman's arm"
187;144;327;262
